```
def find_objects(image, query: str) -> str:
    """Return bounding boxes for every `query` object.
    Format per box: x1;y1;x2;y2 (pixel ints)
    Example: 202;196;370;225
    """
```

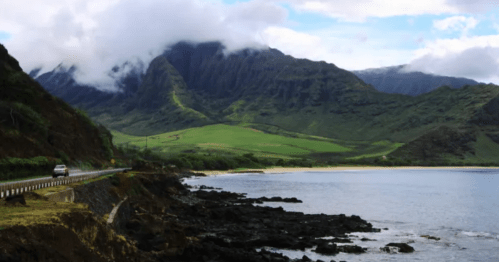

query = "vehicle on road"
53;165;69;178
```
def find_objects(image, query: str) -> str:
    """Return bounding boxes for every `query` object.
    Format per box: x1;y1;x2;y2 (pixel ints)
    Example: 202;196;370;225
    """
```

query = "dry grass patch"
0;196;88;228
0;171;137;230
0;173;125;229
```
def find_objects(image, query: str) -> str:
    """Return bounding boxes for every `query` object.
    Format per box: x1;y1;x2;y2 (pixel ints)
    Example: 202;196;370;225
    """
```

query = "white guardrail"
0;168;131;199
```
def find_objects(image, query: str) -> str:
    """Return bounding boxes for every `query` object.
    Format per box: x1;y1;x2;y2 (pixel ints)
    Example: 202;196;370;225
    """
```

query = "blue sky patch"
0;32;11;41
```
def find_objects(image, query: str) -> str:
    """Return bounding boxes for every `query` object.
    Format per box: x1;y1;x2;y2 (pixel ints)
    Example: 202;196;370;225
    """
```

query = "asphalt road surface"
0;168;130;186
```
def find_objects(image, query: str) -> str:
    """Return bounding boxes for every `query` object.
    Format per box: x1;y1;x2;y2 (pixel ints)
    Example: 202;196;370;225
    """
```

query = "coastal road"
0;168;130;187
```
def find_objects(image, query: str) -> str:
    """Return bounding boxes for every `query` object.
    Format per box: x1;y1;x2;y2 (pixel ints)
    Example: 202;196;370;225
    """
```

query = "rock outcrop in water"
381;243;415;253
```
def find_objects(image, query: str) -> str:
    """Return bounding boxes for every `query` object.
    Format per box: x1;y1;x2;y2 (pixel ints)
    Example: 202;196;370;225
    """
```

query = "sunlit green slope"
112;124;405;160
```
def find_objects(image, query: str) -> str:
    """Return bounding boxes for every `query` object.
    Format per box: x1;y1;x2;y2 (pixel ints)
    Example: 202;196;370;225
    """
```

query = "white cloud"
272;0;459;22
445;0;498;13
262;26;323;59
407;47;499;79
406;35;499;82
433;16;478;35
270;0;498;22
412;35;499;57
0;0;286;91
2;0;499;89
262;26;413;70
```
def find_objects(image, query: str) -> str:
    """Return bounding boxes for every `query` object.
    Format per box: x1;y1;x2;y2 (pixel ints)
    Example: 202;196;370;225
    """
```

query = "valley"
111;123;403;161
34;41;499;165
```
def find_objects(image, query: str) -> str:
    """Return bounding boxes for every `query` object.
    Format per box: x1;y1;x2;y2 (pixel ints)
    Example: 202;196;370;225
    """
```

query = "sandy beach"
193;166;499;175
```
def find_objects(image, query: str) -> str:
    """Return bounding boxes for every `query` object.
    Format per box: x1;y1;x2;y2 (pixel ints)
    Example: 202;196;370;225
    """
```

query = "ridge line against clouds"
1;0;499;89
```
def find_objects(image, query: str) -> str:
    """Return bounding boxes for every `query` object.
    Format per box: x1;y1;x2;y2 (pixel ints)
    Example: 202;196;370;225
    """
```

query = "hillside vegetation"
112;124;350;158
0;44;117;180
35;41;499;165
112;123;406;167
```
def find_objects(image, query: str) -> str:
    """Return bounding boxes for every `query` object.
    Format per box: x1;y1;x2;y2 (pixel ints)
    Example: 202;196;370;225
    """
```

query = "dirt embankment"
0;209;138;262
0;171;198;262
0;171;412;262
0;172;139;262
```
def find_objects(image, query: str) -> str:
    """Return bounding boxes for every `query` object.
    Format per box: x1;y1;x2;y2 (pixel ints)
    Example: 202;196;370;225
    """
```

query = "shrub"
0;156;58;181
99;133;114;160
75;108;96;128
55;150;70;164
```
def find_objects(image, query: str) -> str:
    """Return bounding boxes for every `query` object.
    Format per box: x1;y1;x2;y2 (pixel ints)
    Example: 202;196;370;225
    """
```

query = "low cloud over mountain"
1;0;286;91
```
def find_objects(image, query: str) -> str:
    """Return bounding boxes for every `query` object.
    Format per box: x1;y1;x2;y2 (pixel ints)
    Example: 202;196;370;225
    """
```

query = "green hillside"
0;44;118;180
111;124;404;161
36;42;499;165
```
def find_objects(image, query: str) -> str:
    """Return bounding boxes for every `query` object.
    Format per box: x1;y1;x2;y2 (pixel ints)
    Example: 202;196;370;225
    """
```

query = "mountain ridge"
353;65;479;96
34;41;499;163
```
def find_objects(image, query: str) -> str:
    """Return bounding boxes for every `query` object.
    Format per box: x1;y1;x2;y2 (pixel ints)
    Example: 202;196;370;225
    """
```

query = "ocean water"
184;168;499;261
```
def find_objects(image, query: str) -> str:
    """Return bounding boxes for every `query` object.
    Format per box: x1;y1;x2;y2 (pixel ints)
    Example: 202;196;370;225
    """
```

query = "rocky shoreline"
176;189;377;261
122;172;413;262
0;171;414;261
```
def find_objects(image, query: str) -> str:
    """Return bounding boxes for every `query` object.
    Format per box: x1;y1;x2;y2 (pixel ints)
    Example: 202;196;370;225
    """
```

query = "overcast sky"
1;0;499;89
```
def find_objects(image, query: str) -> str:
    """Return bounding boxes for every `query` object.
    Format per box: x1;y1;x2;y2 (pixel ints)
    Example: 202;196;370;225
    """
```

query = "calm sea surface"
184;169;499;261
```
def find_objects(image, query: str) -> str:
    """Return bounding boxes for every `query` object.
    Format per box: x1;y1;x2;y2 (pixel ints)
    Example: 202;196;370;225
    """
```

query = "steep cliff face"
91;56;213;135
37;41;373;136
0;44;113;164
33;41;499;157
353;65;479;96
163;42;371;109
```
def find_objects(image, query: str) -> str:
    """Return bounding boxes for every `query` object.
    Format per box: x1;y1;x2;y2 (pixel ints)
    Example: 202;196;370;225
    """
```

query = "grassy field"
112;124;404;160
112;124;352;158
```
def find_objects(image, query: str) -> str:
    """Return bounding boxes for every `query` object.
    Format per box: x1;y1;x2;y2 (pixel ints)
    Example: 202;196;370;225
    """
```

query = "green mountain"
353;65;479;96
87;55;213;135
0;44;114;169
35;42;499;164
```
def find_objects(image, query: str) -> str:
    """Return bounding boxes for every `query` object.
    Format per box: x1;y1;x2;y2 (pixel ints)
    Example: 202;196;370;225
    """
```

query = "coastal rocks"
194;190;246;201
337;245;366;254
180;242;292;262
108;172;420;261
258;196;302;203
235;196;303;204
314;242;337;254
421;235;440;241
381;243;415;253
175;185;378;261
199;185;221;190
331;238;352;243
360;237;376;241
314;242;365;255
